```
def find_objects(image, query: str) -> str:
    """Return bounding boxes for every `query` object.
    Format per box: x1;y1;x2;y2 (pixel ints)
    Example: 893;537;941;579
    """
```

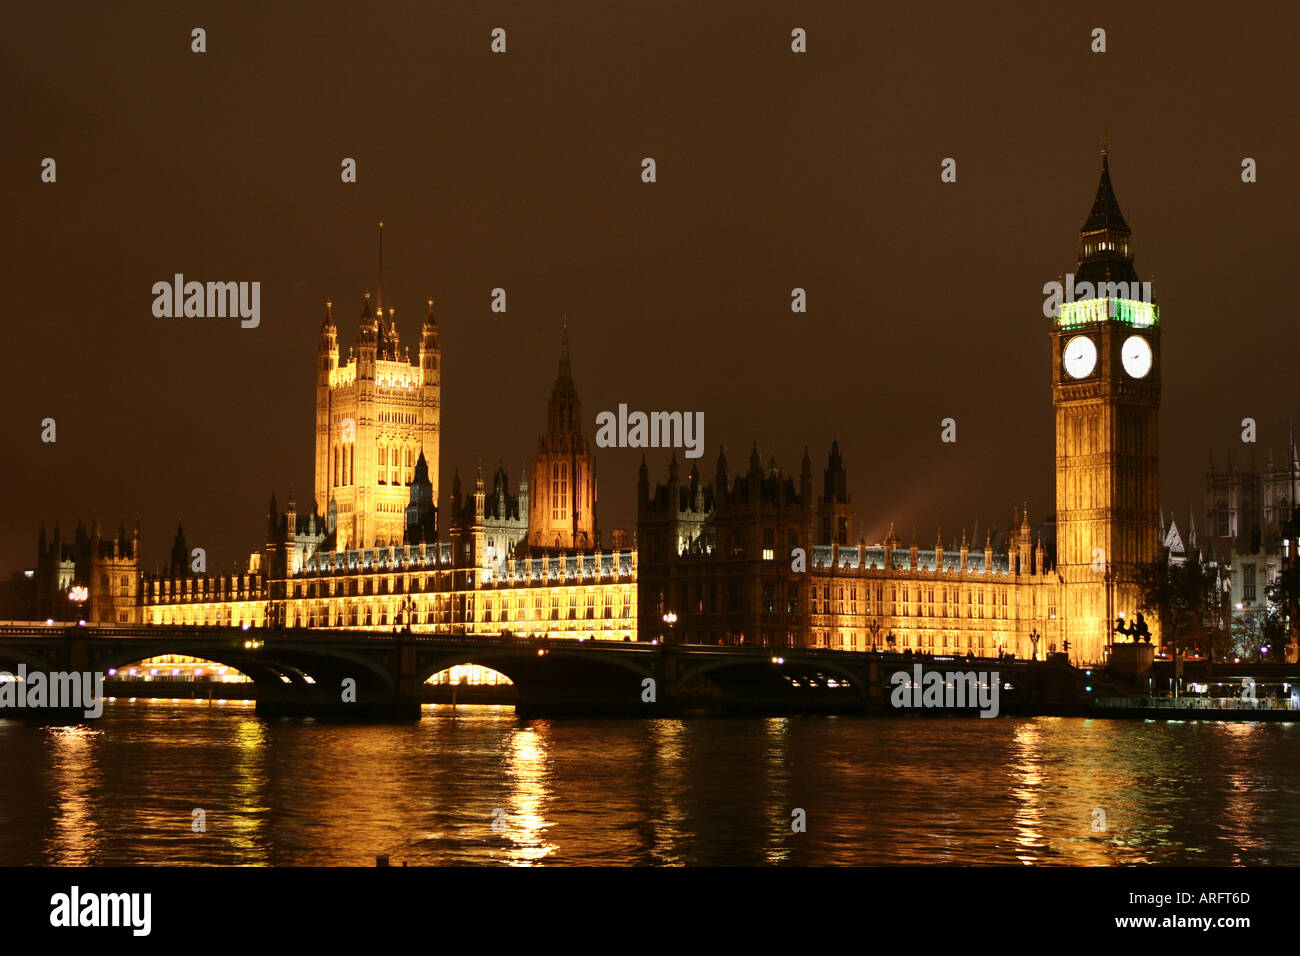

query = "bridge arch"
674;655;870;703
96;643;290;686
414;648;655;687
0;645;59;676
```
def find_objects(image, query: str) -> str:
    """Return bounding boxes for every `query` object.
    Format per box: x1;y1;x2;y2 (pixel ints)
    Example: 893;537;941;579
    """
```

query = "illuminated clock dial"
1063;335;1097;379
1122;335;1153;378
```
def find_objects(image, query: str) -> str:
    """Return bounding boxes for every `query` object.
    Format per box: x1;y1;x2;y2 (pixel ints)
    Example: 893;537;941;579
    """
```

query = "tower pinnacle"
557;317;572;383
1077;146;1138;286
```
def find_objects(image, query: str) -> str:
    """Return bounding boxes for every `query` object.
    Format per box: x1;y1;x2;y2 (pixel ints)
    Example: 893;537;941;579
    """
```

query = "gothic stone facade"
140;155;1160;664
145;317;635;640
637;446;1062;659
315;294;441;551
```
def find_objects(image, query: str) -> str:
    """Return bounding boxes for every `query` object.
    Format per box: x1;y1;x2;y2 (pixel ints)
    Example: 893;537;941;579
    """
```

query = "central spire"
1077;145;1139;286
1083;148;1129;233
557;316;572;384
545;320;581;441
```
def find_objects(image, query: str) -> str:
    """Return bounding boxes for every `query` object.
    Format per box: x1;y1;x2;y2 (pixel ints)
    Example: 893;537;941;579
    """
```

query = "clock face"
1122;335;1153;378
1063;335;1097;379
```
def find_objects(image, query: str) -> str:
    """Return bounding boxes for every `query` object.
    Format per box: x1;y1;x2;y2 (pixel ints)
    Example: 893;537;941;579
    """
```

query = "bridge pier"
514;676;671;718
255;683;421;721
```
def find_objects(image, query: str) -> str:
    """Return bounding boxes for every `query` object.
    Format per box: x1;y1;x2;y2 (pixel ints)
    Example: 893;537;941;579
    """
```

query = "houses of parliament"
35;154;1162;666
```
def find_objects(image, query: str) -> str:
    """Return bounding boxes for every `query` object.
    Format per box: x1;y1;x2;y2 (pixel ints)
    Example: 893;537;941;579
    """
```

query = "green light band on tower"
1058;298;1158;329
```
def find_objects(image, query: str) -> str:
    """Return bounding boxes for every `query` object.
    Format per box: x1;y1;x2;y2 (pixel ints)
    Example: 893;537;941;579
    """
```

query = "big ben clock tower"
1052;148;1161;663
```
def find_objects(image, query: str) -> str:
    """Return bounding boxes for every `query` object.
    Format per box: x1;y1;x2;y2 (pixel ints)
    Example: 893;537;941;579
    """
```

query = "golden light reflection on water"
1010;720;1046;864
647;720;688;865
45;724;103;864
10;705;1300;866
762;717;792;865
1215;721;1270;864
228;717;269;862
502;723;557;865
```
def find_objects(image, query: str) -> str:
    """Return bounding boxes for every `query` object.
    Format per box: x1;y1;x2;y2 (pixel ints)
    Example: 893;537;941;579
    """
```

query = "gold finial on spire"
1100;131;1109;158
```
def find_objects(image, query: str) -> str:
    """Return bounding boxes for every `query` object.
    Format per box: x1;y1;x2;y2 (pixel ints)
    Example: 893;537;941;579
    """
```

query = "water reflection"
762;717;791;865
45;725;103;865
229;718;268;862
503;723;556;865
1010;719;1046;865
4;705;1300;866
646;720;688;865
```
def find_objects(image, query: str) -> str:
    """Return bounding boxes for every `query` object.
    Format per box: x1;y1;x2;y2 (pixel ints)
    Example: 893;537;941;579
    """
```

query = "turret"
747;443;762;500
319;300;338;381
419;298;440;386
638;454;650;512
823;439;847;503
800;447;813;506
170;522;188;576
1018;503;1031;574
518;462;530;520
355;292;378;379
404;450;438;546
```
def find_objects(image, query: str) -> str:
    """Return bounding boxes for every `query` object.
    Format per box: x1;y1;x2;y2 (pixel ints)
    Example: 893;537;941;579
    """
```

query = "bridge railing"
0;625;1071;670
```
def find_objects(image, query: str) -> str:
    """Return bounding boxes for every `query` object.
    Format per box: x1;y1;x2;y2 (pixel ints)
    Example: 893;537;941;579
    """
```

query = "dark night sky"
2;1;1297;574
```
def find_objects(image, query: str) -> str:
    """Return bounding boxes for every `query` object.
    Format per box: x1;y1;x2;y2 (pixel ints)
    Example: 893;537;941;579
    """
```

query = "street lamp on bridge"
67;585;88;625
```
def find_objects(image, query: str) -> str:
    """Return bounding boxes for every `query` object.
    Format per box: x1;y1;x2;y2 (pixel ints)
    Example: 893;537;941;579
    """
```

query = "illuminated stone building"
142;522;636;641
315;292;441;551
637;445;1061;658
135;154;1159;664
36;520;141;624
1204;438;1300;653
527;324;598;552
143;313;636;641
637;151;1162;664
1051;148;1162;662
445;464;528;572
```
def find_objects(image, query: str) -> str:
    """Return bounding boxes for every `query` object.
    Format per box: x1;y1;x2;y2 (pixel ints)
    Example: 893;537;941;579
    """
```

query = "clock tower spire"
1052;148;1162;663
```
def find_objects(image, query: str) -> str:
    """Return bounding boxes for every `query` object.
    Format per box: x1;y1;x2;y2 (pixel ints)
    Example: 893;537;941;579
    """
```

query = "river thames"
2;701;1297;866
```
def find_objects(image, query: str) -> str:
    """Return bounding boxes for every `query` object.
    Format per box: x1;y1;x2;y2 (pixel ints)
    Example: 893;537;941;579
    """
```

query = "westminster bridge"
0;623;1100;719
